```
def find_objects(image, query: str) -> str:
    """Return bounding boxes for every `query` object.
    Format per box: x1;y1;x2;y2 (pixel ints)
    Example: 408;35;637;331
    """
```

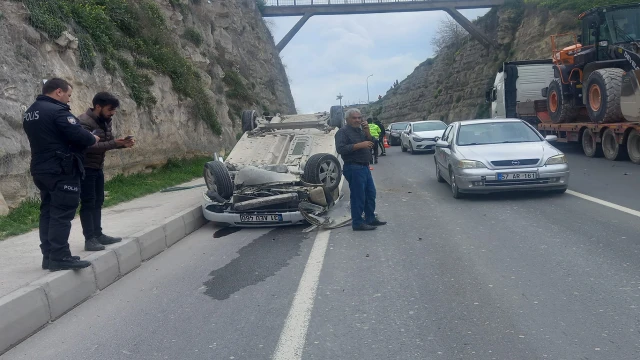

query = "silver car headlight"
456;160;487;169
545;154;567;165
412;136;424;142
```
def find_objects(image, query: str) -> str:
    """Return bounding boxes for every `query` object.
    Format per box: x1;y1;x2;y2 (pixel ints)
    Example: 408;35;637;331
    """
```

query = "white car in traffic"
401;120;448;154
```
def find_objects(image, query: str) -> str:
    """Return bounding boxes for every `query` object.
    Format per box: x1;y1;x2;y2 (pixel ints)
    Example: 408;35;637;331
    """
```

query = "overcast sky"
267;9;490;113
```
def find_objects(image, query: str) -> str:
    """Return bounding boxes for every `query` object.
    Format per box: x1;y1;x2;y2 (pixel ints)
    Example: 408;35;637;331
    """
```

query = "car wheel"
410;142;417;155
435;159;445;183
241;110;257;133
204;161;234;200
303;153;342;192
450;170;462;199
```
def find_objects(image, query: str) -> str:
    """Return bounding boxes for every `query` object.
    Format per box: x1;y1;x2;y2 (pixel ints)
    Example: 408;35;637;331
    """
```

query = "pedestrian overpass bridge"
262;0;505;52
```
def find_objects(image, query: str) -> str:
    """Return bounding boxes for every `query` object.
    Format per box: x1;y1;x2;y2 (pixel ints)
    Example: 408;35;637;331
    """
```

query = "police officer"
23;78;99;271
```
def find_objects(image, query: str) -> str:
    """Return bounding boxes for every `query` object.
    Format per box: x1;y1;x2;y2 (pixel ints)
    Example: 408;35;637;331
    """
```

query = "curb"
0;205;207;355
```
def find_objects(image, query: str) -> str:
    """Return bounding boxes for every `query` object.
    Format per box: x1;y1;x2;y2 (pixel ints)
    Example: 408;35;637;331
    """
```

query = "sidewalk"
0;179;209;354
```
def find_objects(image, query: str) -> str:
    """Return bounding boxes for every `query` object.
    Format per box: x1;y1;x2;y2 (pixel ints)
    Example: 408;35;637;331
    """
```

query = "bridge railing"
266;0;438;5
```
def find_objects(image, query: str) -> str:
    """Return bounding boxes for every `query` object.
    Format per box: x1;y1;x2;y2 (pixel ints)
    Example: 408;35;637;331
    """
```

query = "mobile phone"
125;135;134;140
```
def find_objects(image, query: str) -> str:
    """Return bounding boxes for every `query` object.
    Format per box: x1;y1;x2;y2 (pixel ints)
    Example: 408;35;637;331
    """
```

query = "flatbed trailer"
535;118;640;164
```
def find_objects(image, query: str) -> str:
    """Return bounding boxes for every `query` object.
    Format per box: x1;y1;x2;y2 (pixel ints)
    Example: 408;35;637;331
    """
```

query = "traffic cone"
383;136;390;149
369;165;374;170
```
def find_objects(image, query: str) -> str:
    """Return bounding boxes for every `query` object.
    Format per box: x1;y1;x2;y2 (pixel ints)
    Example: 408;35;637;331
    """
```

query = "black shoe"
380;153;386;156
353;224;377;231
48;257;91;271
374;159;378;164
96;233;122;245
42;256;79;270
369;219;387;226
85;238;106;251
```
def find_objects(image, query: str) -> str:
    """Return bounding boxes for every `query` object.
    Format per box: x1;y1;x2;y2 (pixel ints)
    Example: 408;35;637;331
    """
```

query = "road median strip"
0;205;207;355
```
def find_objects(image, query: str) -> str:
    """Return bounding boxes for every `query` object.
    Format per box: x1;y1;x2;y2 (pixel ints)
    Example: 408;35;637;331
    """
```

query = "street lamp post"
336;93;343;107
366;74;373;104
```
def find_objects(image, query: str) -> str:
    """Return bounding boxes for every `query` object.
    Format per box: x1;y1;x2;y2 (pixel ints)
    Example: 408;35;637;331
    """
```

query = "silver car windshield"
413;122;446;132
391;123;408;130
456;122;543;146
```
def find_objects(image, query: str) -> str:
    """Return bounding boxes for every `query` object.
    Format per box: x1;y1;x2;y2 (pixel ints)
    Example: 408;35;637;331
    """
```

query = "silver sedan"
434;119;570;198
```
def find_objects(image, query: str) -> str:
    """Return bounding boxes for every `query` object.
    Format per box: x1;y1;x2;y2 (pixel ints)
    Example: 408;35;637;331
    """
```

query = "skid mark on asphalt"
203;226;309;300
272;230;331;360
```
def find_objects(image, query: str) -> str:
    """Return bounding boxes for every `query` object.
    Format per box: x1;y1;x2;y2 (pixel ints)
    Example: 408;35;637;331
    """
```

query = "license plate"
239;214;283;222
497;172;537;180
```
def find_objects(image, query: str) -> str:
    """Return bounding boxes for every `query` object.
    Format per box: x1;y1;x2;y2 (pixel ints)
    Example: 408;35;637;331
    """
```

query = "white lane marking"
272;229;331;360
567;190;640;218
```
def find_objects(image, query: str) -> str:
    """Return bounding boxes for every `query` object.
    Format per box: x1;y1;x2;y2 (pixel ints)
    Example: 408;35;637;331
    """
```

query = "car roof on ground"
455;118;523;125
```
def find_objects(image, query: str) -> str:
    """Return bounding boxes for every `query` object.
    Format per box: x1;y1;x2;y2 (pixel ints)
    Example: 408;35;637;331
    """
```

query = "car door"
436;124;454;171
401;124;411;148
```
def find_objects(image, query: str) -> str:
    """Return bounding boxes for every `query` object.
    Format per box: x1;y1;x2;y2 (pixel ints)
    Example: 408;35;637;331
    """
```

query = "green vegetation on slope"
0;156;210;240
23;0;221;134
525;0;636;12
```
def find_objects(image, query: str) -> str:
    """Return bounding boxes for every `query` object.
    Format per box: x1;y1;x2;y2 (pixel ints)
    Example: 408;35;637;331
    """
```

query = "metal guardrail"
266;0;446;5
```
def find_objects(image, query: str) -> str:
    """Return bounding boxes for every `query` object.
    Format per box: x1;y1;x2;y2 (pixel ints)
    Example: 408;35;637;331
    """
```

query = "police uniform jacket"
23;95;97;176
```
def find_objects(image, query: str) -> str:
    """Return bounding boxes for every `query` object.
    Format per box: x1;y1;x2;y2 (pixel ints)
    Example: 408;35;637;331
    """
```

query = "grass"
0;156;210;241
525;0;634;12
22;0;221;134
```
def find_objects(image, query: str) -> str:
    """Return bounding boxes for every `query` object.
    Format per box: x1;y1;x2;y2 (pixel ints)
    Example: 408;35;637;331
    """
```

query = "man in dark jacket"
335;108;387;231
78;92;134;251
23;78;99;271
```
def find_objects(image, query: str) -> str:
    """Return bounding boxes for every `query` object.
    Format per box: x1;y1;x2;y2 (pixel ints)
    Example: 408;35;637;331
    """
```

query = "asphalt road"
3;145;640;360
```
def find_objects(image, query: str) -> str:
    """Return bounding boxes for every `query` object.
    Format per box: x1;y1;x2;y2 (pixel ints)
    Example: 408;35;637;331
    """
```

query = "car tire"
450;169;463;199
329;105;344;128
241;110;257;133
410;142;418;155
204;161;234;200
435;159;445;183
303;153;342;192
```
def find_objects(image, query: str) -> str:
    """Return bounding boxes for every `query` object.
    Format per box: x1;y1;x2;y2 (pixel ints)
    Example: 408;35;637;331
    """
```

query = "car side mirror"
434;136;440;142
435;140;450;148
545;135;558;142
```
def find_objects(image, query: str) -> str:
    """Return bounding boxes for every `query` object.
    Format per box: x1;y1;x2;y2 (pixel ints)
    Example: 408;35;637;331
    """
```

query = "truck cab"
486;60;555;123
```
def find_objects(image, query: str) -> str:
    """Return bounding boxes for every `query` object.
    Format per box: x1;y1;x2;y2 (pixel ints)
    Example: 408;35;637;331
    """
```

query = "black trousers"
80;168;105;241
378;135;386;153
33;173;81;261
372;139;380;159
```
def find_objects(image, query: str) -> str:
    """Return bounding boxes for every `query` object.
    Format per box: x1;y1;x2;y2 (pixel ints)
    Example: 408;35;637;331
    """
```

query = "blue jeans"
343;164;376;228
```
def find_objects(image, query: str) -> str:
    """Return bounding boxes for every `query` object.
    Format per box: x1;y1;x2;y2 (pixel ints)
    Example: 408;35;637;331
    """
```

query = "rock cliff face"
365;3;579;125
0;0;295;209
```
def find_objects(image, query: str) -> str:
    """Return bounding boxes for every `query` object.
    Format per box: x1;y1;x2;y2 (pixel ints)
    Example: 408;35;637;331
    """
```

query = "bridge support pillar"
444;7;496;49
276;13;313;53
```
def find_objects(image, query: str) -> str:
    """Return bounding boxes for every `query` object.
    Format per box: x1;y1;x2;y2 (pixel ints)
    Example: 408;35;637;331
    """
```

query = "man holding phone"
78;92;134;251
335;108;387;231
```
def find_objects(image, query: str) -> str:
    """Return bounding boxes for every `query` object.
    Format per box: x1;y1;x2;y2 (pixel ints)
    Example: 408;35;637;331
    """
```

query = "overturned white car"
202;109;347;228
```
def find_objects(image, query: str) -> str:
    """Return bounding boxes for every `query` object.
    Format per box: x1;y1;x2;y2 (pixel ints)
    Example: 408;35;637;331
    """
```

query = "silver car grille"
490;159;540;167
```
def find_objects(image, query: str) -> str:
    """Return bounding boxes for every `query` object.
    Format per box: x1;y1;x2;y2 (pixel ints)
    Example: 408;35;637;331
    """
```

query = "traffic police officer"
23;78;99;271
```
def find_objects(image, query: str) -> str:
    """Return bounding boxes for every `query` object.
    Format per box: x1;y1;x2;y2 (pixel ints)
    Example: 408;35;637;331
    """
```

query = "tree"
431;16;466;54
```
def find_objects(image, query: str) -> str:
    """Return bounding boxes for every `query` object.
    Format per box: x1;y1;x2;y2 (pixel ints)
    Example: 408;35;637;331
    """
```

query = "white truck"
486;60;555;123
201;110;348;230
